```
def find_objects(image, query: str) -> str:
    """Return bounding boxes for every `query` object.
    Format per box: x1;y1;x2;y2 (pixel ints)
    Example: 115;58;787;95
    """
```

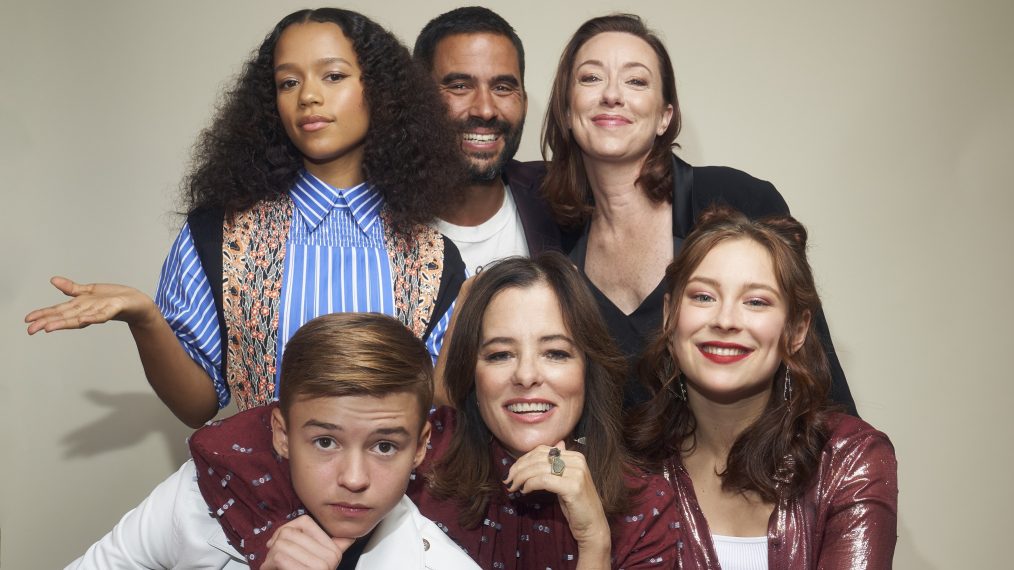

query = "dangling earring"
783;366;794;402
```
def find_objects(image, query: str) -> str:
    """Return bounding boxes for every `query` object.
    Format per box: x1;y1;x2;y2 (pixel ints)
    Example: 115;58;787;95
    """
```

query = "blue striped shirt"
154;171;453;409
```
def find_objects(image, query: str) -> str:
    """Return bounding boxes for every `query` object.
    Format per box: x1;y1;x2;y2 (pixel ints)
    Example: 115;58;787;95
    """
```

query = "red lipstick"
697;341;752;364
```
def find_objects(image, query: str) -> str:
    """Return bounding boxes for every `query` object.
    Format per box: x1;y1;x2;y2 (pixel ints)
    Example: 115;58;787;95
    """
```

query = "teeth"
463;133;498;143
702;346;749;356
507;402;553;413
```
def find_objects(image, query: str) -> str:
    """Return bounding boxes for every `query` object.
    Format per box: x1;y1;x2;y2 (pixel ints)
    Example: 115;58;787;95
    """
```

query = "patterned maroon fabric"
189;404;305;570
408;407;680;569
666;413;898;569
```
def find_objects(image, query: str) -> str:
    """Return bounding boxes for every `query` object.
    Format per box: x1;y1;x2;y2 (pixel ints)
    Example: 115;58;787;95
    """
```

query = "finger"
50;276;91;297
266;520;342;569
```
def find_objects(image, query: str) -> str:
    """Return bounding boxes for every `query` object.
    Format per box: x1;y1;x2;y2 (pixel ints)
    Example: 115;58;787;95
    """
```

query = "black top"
566;155;859;415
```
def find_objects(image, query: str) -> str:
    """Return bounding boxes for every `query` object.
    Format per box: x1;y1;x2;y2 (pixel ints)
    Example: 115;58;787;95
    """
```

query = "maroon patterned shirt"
408;407;680;569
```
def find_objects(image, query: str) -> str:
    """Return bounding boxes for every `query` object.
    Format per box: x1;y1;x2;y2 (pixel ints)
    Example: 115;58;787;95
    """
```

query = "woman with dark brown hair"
629;205;897;568
408;253;678;569
541;14;857;415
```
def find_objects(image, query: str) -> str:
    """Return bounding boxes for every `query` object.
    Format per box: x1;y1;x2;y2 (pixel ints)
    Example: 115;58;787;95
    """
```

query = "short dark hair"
427;253;632;528
278;313;434;428
413;6;526;86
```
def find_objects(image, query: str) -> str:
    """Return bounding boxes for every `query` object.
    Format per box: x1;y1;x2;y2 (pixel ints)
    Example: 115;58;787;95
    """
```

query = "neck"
304;151;365;189
584;155;660;226
685;388;770;459
439;177;506;226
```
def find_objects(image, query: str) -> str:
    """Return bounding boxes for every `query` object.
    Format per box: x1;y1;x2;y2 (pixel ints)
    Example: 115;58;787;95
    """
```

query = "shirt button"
423;538;431;551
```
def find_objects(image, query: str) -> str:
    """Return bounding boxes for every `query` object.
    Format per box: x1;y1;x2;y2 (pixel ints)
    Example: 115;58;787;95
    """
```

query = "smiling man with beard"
415;7;561;273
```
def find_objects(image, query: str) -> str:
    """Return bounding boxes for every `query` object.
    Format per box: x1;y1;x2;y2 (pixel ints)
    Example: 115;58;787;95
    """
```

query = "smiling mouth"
701;345;750;356
506;402;554;414
462;132;500;143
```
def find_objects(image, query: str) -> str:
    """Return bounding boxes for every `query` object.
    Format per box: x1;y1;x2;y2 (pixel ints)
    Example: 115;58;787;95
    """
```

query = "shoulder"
503;159;548;192
817;412;898;496
823;412;895;457
189;403;276;454
687;159;789;218
374;497;480;569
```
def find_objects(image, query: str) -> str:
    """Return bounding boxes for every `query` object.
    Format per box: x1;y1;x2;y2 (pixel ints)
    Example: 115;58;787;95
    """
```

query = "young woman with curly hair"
629;205;897;568
25;8;466;428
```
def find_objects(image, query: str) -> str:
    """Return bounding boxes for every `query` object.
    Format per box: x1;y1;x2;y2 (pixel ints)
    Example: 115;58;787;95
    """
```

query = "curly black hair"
182;8;464;228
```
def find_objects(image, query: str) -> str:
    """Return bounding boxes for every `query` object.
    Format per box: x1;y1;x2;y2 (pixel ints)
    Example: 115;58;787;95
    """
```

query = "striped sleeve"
424;299;455;364
153;223;230;409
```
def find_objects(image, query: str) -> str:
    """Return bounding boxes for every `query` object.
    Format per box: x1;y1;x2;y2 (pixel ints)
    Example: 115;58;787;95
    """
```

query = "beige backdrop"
2;0;1011;567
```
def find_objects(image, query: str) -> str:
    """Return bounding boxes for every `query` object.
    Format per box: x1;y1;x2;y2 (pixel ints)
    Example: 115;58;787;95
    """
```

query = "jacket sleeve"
817;427;898;569
66;462;197;569
611;473;681;569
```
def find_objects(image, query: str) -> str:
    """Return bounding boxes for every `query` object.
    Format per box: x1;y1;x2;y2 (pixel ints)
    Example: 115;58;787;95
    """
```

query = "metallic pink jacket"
667;413;897;569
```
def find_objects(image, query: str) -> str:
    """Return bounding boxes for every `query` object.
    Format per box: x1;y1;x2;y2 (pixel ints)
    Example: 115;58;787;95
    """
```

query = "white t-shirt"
433;184;530;274
712;534;768;570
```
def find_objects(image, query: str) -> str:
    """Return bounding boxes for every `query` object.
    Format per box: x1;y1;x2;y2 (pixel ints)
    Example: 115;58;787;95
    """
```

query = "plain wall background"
2;0;1011;567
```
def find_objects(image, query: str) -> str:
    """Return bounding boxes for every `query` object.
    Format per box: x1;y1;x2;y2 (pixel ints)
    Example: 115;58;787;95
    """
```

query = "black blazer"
565;154;858;415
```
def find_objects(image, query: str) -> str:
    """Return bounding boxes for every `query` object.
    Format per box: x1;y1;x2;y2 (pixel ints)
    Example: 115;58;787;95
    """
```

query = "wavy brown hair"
427;253;632;529
628;205;831;501
541;14;681;228
182;8;464;228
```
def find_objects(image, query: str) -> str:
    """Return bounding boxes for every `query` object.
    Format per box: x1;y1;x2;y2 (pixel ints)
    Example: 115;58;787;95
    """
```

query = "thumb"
555;439;567;452
50;276;82;296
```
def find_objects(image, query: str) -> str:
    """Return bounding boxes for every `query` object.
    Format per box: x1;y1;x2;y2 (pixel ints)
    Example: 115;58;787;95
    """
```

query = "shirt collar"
290;170;384;233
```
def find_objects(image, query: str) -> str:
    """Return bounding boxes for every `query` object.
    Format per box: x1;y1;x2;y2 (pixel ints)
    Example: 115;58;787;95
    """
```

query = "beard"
457;116;524;182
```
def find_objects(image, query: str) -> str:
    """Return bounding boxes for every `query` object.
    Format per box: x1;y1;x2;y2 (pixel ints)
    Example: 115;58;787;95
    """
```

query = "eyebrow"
575;59;653;75
301;419;411;437
439;73;520;88
688;276;781;296
481;334;575;348
274;57;353;73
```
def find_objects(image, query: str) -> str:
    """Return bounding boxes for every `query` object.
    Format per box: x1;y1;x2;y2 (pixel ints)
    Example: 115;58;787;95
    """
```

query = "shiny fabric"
408;406;681;569
667;413;897;569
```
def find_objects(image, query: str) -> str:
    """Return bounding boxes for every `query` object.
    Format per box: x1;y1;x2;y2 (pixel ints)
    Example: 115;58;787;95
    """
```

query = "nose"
469;86;497;121
600;77;623;107
337;451;369;493
711;300;742;332
299;79;322;108
511;352;543;389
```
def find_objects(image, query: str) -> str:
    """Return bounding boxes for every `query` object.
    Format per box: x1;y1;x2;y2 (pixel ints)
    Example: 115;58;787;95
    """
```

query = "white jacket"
67;461;478;569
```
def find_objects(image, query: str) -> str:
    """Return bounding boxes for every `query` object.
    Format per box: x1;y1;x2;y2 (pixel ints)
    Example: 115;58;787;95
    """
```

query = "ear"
657;103;674;136
789;310;811;354
271;406;291;459
412;421;432;470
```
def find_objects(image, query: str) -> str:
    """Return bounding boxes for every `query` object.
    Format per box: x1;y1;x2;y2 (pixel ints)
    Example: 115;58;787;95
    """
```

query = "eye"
578;74;601;85
690;292;715;303
372;441;399;456
545;349;573;361
313;436;338;450
324;71;348;82
492;83;518;94
483;350;512;363
277;78;299;90
626;77;648;87
745;298;772;308
444;82;470;92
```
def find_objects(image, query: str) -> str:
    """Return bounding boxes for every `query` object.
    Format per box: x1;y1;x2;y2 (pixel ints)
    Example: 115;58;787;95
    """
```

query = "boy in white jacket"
69;313;478;570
